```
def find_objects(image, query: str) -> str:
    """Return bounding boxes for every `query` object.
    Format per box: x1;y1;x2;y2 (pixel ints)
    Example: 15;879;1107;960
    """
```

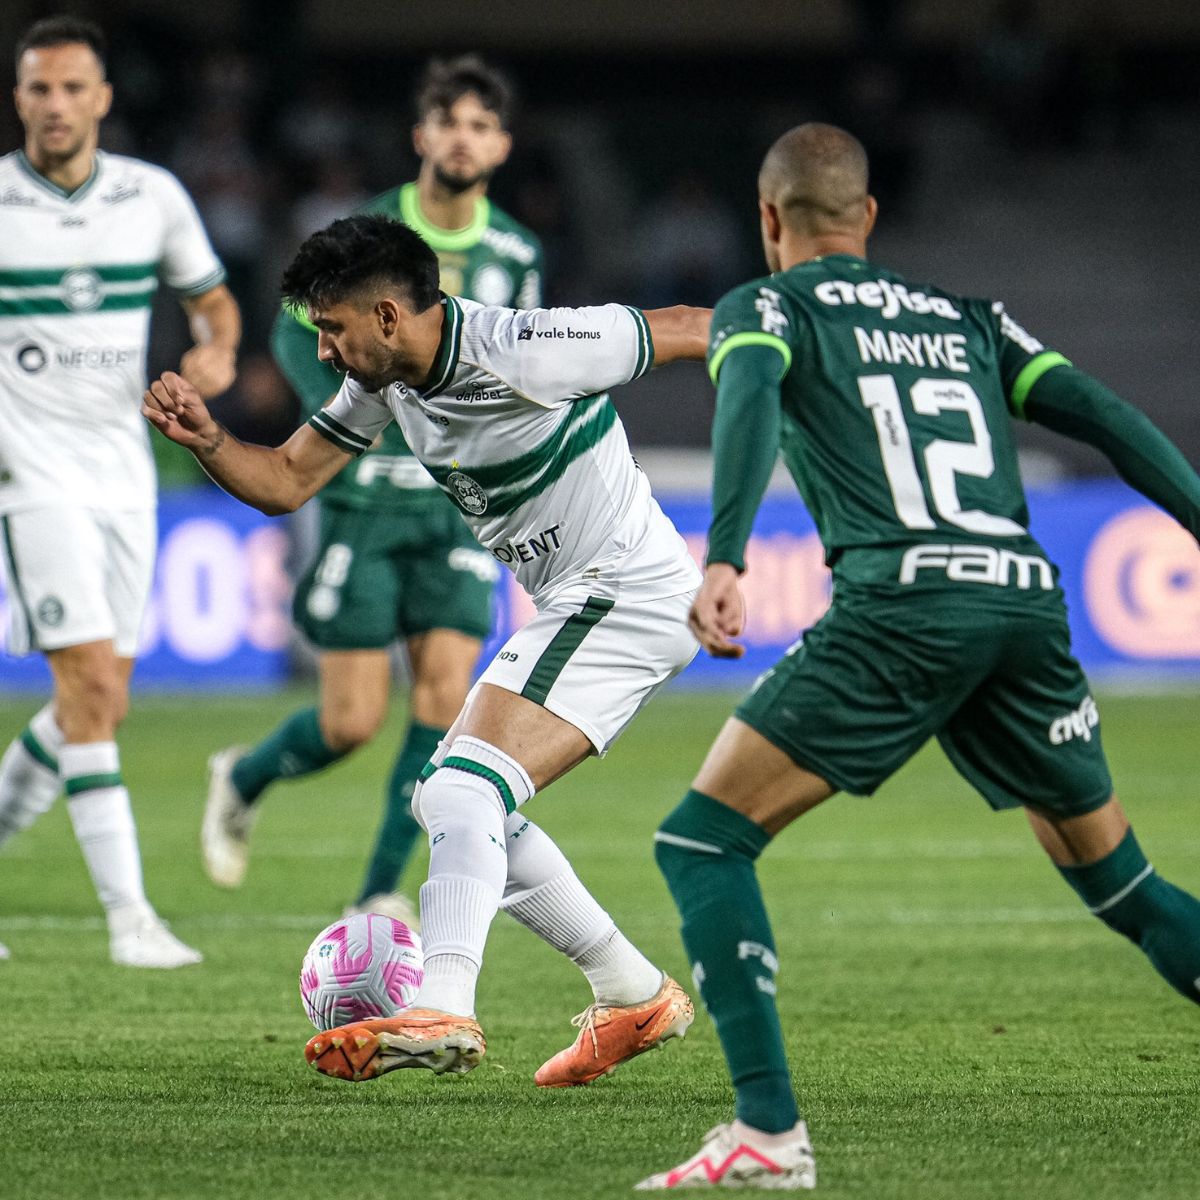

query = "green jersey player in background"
0;18;241;969
640;124;1200;1191
202;57;540;923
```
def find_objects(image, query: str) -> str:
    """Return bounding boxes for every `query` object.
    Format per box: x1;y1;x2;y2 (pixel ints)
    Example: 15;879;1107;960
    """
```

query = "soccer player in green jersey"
639;123;1200;1191
202;57;540;922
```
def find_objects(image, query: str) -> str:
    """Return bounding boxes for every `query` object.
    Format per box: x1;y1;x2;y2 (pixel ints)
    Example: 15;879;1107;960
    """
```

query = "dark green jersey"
707;254;1071;599
272;182;543;512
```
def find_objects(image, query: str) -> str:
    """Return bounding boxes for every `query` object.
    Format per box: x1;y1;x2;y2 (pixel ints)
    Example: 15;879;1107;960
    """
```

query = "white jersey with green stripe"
0;150;225;513
312;297;701;606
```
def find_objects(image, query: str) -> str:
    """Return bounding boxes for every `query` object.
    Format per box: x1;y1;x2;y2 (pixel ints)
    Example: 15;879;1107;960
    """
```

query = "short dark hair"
280;214;441;315
415;54;515;128
15;16;107;75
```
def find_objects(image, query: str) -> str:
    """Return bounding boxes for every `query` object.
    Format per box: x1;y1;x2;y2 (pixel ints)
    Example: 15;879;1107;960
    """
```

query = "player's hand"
179;343;237;398
688;562;746;659
142;370;223;453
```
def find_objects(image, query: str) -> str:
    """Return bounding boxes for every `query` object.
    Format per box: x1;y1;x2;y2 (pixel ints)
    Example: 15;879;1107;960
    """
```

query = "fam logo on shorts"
36;596;65;627
61;268;103;312
447;470;487;515
16;342;47;373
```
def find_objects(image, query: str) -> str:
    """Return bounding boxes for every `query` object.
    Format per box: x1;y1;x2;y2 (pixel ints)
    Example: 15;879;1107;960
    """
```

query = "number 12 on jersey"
858;374;1024;537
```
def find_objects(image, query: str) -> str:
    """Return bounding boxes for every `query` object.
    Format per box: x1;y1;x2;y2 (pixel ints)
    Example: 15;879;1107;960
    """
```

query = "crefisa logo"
16;342;47;373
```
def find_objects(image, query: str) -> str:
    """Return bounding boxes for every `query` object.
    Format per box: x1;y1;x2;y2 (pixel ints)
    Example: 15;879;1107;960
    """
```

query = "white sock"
412;737;533;1016
502;814;662;1006
61;742;148;915
0;704;63;846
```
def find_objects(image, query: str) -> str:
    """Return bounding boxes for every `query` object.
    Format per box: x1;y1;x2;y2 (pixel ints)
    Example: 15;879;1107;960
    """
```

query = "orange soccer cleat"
305;1009;485;1081
534;975;694;1087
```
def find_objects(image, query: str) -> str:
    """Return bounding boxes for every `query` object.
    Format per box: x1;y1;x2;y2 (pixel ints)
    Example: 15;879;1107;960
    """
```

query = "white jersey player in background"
0;18;241;967
145;212;707;1086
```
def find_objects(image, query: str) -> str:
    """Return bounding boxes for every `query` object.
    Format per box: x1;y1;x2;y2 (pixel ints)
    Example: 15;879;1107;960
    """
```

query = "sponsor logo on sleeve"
755;287;789;335
525;327;602;341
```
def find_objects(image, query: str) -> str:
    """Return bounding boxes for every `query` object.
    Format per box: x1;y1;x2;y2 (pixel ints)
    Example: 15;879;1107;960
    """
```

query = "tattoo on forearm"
200;425;227;458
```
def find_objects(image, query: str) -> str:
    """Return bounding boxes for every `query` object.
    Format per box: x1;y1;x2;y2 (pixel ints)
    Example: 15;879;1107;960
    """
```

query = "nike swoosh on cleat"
634;1005;666;1031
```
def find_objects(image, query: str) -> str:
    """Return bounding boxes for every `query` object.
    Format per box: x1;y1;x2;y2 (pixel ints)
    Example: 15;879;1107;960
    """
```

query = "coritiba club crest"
447;470;487;515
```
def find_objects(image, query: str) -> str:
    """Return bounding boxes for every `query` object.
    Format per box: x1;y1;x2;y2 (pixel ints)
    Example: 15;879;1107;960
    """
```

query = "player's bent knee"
418;736;536;824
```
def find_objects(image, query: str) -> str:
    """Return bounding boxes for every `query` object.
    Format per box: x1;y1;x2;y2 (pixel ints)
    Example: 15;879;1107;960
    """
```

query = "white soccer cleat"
636;1120;816;1191
108;905;202;969
202;746;256;888
344;892;420;930
0;941;10;961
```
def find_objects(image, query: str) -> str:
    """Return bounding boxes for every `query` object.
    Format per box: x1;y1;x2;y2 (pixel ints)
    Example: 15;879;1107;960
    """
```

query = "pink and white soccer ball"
299;913;423;1031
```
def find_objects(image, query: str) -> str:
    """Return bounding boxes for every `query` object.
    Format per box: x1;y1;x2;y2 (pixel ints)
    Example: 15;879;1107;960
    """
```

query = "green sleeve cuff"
625;307;655;378
1011;351;1072;418
708;332;791;385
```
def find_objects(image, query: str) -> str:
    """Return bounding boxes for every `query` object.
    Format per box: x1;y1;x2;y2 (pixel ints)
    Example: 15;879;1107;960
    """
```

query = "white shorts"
475;584;699;755
0;506;155;657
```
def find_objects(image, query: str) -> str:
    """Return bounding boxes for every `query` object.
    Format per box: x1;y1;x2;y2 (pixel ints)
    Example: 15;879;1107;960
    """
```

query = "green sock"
355;721;444;904
231;707;345;804
1058;827;1200;1004
655;789;800;1133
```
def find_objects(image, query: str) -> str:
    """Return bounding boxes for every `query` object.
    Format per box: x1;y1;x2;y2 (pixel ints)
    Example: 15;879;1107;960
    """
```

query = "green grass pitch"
0;687;1196;1199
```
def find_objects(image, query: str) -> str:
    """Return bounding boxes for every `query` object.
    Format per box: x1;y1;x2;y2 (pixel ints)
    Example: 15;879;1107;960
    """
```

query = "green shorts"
736;596;1113;816
293;501;498;650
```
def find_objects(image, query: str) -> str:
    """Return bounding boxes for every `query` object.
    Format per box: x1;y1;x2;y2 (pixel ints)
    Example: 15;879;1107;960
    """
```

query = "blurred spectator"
505;146;574;303
836;58;918;222
971;0;1064;152
173;108;268;339
276;69;361;166
290;155;370;242
631;172;745;308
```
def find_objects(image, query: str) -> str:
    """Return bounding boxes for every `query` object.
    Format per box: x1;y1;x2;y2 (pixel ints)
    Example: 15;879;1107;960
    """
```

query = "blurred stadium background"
1;0;1199;692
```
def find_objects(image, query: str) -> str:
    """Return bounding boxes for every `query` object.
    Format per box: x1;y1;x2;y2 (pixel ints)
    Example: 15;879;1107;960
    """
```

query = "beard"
343;344;409;394
36;127;89;164
346;364;395;393
432;163;493;195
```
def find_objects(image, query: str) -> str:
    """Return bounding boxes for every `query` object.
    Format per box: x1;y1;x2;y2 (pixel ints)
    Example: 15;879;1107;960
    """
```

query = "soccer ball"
299;913;424;1031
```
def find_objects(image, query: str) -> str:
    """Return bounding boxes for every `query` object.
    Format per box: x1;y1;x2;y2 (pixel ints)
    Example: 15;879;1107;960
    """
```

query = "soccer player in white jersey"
0;18;241;968
145;213;708;1084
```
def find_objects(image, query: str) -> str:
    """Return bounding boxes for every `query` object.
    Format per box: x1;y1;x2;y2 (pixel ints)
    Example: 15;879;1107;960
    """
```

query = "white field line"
0;907;1090;933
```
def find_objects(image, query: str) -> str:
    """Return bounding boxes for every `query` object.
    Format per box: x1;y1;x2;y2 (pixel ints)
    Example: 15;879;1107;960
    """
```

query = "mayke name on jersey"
853;327;970;372
815;277;962;321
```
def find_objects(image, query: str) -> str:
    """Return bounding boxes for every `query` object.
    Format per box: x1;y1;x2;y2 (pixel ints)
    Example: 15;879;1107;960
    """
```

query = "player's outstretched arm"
1024;365;1200;543
178;284;241;399
143;371;350;515
644;306;712;365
